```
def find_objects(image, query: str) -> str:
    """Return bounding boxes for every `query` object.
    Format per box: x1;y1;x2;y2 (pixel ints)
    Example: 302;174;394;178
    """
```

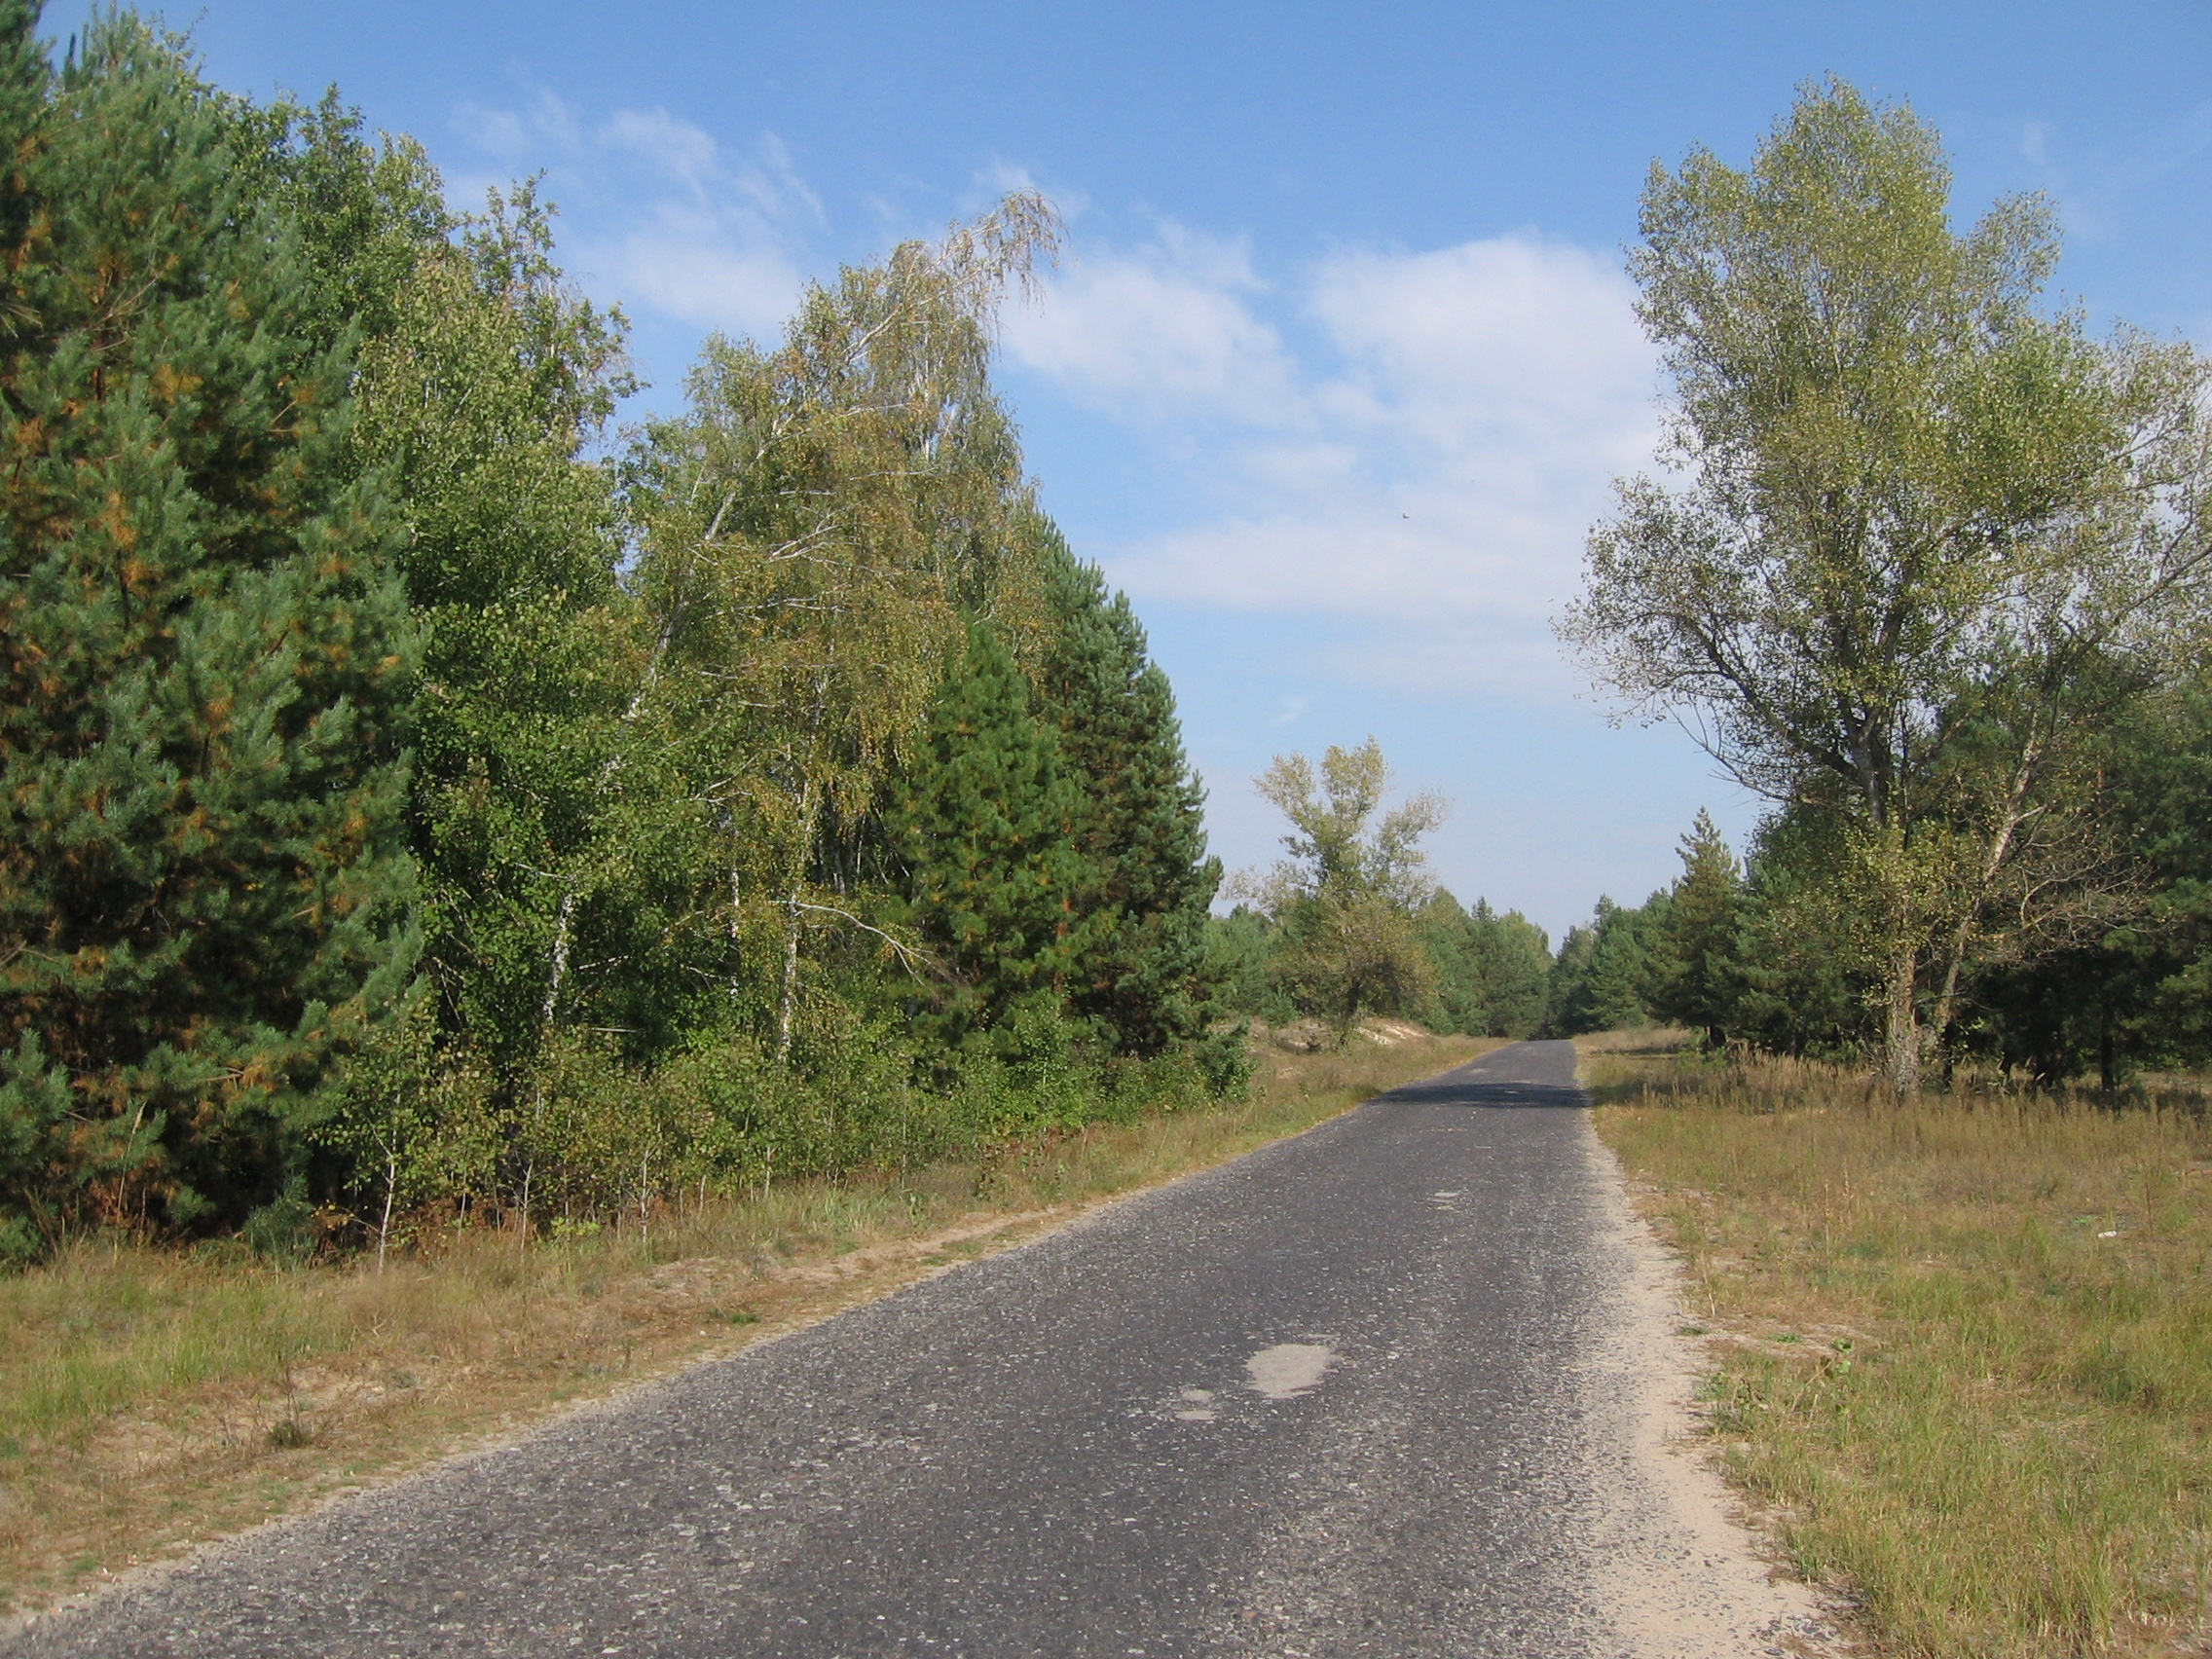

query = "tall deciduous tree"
0;13;417;1239
1242;740;1444;1045
627;194;1060;1060
350;187;682;1073
1564;79;2212;1093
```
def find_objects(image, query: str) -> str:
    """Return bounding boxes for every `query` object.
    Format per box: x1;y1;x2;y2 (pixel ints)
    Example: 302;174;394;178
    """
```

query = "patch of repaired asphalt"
1242;1343;1336;1400
5;1041;1840;1658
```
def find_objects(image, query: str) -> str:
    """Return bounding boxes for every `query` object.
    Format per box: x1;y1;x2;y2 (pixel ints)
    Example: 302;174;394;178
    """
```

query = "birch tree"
627;194;1061;1058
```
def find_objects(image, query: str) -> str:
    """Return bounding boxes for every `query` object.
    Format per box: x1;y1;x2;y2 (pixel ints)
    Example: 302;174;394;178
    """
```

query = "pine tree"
1417;890;1480;1032
1032;527;1221;1054
1652;809;1744;1046
0;15;416;1240
0;1;38;355
1464;899;1553;1038
1590;896;1666;1030
1728;807;1874;1057
1417;891;1553;1038
1547;896;1663;1034
888;624;1080;1049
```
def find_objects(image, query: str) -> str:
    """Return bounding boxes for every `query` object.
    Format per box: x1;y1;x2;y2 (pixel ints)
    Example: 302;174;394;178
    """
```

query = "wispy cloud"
450;91;817;341
2006;101;2212;251
1003;224;1298;424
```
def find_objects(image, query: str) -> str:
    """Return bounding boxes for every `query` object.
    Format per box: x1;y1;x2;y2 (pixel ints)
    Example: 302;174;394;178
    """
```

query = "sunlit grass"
1589;1044;2212;1658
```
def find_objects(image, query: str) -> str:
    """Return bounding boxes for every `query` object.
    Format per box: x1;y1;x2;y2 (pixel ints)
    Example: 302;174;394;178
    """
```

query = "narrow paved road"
9;1041;1820;1658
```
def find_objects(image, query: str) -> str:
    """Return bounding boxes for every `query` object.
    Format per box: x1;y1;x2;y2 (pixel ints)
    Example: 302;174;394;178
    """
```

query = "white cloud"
610;215;804;335
1002;226;1299;424
1008;229;1660;699
450;92;814;342
600;107;720;193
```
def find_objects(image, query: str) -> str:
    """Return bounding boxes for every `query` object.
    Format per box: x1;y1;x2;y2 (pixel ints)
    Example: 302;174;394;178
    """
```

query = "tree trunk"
377;1141;397;1274
727;860;745;1005
516;886;577;1244
775;779;816;1065
541;888;576;1029
1883;946;1921;1098
1926;753;2038;1078
776;886;801;1063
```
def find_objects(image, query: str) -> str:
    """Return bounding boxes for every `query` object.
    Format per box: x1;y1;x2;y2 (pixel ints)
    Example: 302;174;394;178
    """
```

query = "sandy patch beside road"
1579;1120;1850;1657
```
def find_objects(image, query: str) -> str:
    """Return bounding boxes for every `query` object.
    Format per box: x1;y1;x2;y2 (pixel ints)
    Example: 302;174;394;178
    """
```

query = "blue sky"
50;1;2212;940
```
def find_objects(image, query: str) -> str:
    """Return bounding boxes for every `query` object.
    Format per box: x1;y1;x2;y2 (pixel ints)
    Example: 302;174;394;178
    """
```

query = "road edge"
1575;1100;1852;1656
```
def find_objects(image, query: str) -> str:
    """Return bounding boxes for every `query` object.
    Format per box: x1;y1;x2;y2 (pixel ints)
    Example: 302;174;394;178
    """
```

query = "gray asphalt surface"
7;1040;1731;1658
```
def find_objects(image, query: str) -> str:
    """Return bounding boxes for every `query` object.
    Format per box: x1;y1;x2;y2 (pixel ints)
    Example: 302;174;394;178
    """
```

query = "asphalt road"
8;1040;1820;1658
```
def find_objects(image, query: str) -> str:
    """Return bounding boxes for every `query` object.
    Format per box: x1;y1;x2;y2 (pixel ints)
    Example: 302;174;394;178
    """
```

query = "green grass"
0;1025;1489;1615
1588;1043;2212;1658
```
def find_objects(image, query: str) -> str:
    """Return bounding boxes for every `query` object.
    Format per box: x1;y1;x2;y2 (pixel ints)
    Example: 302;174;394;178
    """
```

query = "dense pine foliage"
0;16;419;1253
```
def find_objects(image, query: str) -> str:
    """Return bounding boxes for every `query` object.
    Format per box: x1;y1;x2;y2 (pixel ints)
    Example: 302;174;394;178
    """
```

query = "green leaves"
0;61;1213;1252
1239;740;1445;1044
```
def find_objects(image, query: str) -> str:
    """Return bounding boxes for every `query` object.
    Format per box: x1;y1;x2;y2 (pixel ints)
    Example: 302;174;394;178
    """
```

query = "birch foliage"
626;196;1062;1054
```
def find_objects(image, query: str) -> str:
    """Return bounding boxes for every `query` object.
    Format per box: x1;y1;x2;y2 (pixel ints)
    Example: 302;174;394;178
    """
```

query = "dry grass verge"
0;1025;1491;1620
1586;1039;2212;1658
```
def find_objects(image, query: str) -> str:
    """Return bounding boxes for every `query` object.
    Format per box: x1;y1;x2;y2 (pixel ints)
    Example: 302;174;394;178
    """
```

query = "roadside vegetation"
0;8;1246;1264
1588;1034;2212;1658
0;9;1497;1615
0;1023;1487;1617
1554;79;2212;1093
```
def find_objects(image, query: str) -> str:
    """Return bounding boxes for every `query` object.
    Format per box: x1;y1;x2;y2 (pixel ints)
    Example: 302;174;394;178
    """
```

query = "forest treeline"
6;20;2210;1264
1220;742;2212;1089
1198;739;1720;1053
0;9;1239;1261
